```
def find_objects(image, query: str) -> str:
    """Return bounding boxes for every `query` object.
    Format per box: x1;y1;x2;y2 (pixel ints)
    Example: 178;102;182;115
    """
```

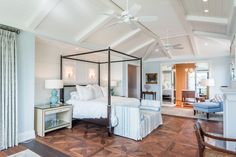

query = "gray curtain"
0;29;18;150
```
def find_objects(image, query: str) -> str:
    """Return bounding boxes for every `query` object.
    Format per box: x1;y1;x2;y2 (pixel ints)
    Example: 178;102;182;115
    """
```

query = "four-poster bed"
60;47;143;135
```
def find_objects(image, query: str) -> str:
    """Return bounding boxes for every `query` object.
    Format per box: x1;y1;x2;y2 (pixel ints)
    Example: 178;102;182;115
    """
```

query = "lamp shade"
45;80;63;89
201;79;215;87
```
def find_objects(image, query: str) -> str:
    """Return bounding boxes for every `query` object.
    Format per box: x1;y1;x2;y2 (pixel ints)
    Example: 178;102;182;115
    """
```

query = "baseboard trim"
18;130;35;143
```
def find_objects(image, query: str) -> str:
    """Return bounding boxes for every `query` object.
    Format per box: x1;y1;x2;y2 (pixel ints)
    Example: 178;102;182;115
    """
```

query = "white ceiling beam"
26;0;62;31
110;29;141;48
160;33;189;40
193;31;229;39
127;39;155;54
135;23;172;58
143;41;158;60
75;12;114;42
186;15;228;25
170;0;199;56
99;0;172;59
227;2;236;37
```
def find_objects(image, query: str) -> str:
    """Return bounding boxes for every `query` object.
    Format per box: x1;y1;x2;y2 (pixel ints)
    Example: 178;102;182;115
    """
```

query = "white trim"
110;29;141;48
26;0;62;30
75;11;114;42
18;130;35;143
127;39;155;54
170;0;198;55
193;31;229;39
186;15;228;25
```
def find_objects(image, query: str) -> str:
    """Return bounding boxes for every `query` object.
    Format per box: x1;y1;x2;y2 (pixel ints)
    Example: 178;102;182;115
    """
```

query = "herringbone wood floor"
0;115;223;157
36;115;223;157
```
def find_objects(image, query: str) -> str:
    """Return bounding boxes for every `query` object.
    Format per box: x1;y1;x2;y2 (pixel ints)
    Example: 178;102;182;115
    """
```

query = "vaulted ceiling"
0;0;235;61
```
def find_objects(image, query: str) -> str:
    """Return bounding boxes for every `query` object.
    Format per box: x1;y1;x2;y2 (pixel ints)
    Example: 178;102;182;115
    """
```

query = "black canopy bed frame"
60;47;142;135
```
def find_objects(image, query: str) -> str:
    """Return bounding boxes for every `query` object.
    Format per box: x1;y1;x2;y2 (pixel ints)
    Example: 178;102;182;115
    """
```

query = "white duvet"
66;96;140;126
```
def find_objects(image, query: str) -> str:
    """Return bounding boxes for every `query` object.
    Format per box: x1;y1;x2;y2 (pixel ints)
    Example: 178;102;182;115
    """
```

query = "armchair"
194;122;236;157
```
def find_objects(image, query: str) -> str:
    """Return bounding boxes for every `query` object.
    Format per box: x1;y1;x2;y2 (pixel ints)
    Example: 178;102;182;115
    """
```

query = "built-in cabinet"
222;33;236;151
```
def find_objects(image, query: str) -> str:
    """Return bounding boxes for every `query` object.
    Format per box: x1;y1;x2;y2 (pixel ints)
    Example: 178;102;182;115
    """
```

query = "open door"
128;64;139;98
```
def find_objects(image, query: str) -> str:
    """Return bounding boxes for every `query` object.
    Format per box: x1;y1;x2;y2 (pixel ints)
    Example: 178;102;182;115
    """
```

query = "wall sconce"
65;66;73;79
89;68;96;80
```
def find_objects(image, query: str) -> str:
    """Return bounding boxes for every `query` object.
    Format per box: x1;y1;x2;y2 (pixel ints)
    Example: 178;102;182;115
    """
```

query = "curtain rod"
0;24;20;34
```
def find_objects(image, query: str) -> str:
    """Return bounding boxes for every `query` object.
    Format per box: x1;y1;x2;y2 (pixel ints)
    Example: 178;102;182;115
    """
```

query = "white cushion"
101;86;108;97
70;91;80;100
76;85;94;100
91;84;103;98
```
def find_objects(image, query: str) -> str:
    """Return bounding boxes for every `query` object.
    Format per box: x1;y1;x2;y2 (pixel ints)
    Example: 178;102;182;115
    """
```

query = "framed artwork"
146;73;158;84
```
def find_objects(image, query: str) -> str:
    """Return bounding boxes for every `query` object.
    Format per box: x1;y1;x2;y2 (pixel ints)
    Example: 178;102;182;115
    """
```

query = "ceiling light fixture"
204;9;209;13
204;42;208;46
203;0;208;2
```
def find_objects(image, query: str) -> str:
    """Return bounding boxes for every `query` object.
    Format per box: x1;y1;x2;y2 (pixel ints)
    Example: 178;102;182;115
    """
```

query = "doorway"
128;64;139;98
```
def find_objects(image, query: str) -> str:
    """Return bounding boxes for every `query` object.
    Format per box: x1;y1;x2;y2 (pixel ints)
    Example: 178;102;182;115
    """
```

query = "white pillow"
76;85;94;100
70;91;80;100
101;86;108;97
91;84;103;98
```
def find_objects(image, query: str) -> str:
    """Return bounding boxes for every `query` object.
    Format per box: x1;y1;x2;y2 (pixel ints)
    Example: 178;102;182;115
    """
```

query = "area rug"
8;149;41;157
161;106;223;122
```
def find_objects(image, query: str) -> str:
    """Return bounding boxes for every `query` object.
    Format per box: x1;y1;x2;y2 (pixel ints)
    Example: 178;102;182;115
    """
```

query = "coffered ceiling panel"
181;0;233;17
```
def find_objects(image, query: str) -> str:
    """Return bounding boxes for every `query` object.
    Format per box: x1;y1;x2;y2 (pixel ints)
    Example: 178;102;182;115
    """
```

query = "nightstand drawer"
45;107;70;115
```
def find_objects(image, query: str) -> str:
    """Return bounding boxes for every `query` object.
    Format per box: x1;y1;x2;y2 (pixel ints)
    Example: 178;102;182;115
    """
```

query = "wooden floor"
0;115;223;157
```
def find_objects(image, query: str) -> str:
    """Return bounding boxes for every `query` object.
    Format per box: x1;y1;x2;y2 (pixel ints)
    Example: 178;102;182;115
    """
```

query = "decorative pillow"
211;94;224;103
70;91;80;100
91;84;103;98
101;86;108;97
76;85;94;100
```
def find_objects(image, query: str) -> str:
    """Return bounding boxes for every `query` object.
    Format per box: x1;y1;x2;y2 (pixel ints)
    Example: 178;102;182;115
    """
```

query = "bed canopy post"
98;63;101;86
60;55;64;103
140;58;143;99
108;47;112;135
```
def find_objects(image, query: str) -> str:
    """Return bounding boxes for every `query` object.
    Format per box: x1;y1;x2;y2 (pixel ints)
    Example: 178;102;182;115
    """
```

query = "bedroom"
1;0;236;157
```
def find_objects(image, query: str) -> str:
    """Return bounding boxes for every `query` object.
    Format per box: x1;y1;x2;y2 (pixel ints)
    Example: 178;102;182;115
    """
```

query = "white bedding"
66;96;140;126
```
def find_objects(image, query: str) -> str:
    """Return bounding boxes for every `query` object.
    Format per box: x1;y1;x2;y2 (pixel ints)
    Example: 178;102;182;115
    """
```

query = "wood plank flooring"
0;115;223;157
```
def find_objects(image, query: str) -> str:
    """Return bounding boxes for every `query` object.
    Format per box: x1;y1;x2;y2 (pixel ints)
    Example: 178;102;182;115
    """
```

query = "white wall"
143;56;231;101
35;40;125;105
17;31;35;142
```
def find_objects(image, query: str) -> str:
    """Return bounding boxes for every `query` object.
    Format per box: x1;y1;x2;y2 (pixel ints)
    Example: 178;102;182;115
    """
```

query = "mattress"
66;96;140;126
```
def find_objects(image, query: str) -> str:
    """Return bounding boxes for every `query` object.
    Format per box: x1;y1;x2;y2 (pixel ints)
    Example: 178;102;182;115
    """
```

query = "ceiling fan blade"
172;43;182;47
174;47;184;49
138;16;157;22
102;13;120;18
129;3;142;16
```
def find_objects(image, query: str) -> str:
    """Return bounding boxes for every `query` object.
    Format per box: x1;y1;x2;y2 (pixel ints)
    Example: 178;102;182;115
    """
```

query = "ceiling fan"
162;30;184;50
103;0;157;29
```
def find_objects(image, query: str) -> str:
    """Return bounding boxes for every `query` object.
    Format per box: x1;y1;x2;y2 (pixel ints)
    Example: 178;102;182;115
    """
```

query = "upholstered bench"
140;110;163;138
193;101;223;119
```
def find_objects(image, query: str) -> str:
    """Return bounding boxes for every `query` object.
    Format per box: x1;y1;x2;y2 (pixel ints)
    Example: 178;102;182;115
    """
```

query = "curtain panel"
0;29;18;150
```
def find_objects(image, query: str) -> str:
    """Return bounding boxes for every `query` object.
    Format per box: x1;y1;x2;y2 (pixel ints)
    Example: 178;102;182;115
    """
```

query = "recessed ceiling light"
204;9;209;13
203;0;208;2
204;42;208;46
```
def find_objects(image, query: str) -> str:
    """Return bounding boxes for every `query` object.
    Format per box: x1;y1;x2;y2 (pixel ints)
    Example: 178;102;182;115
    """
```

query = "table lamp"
45;80;63;105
